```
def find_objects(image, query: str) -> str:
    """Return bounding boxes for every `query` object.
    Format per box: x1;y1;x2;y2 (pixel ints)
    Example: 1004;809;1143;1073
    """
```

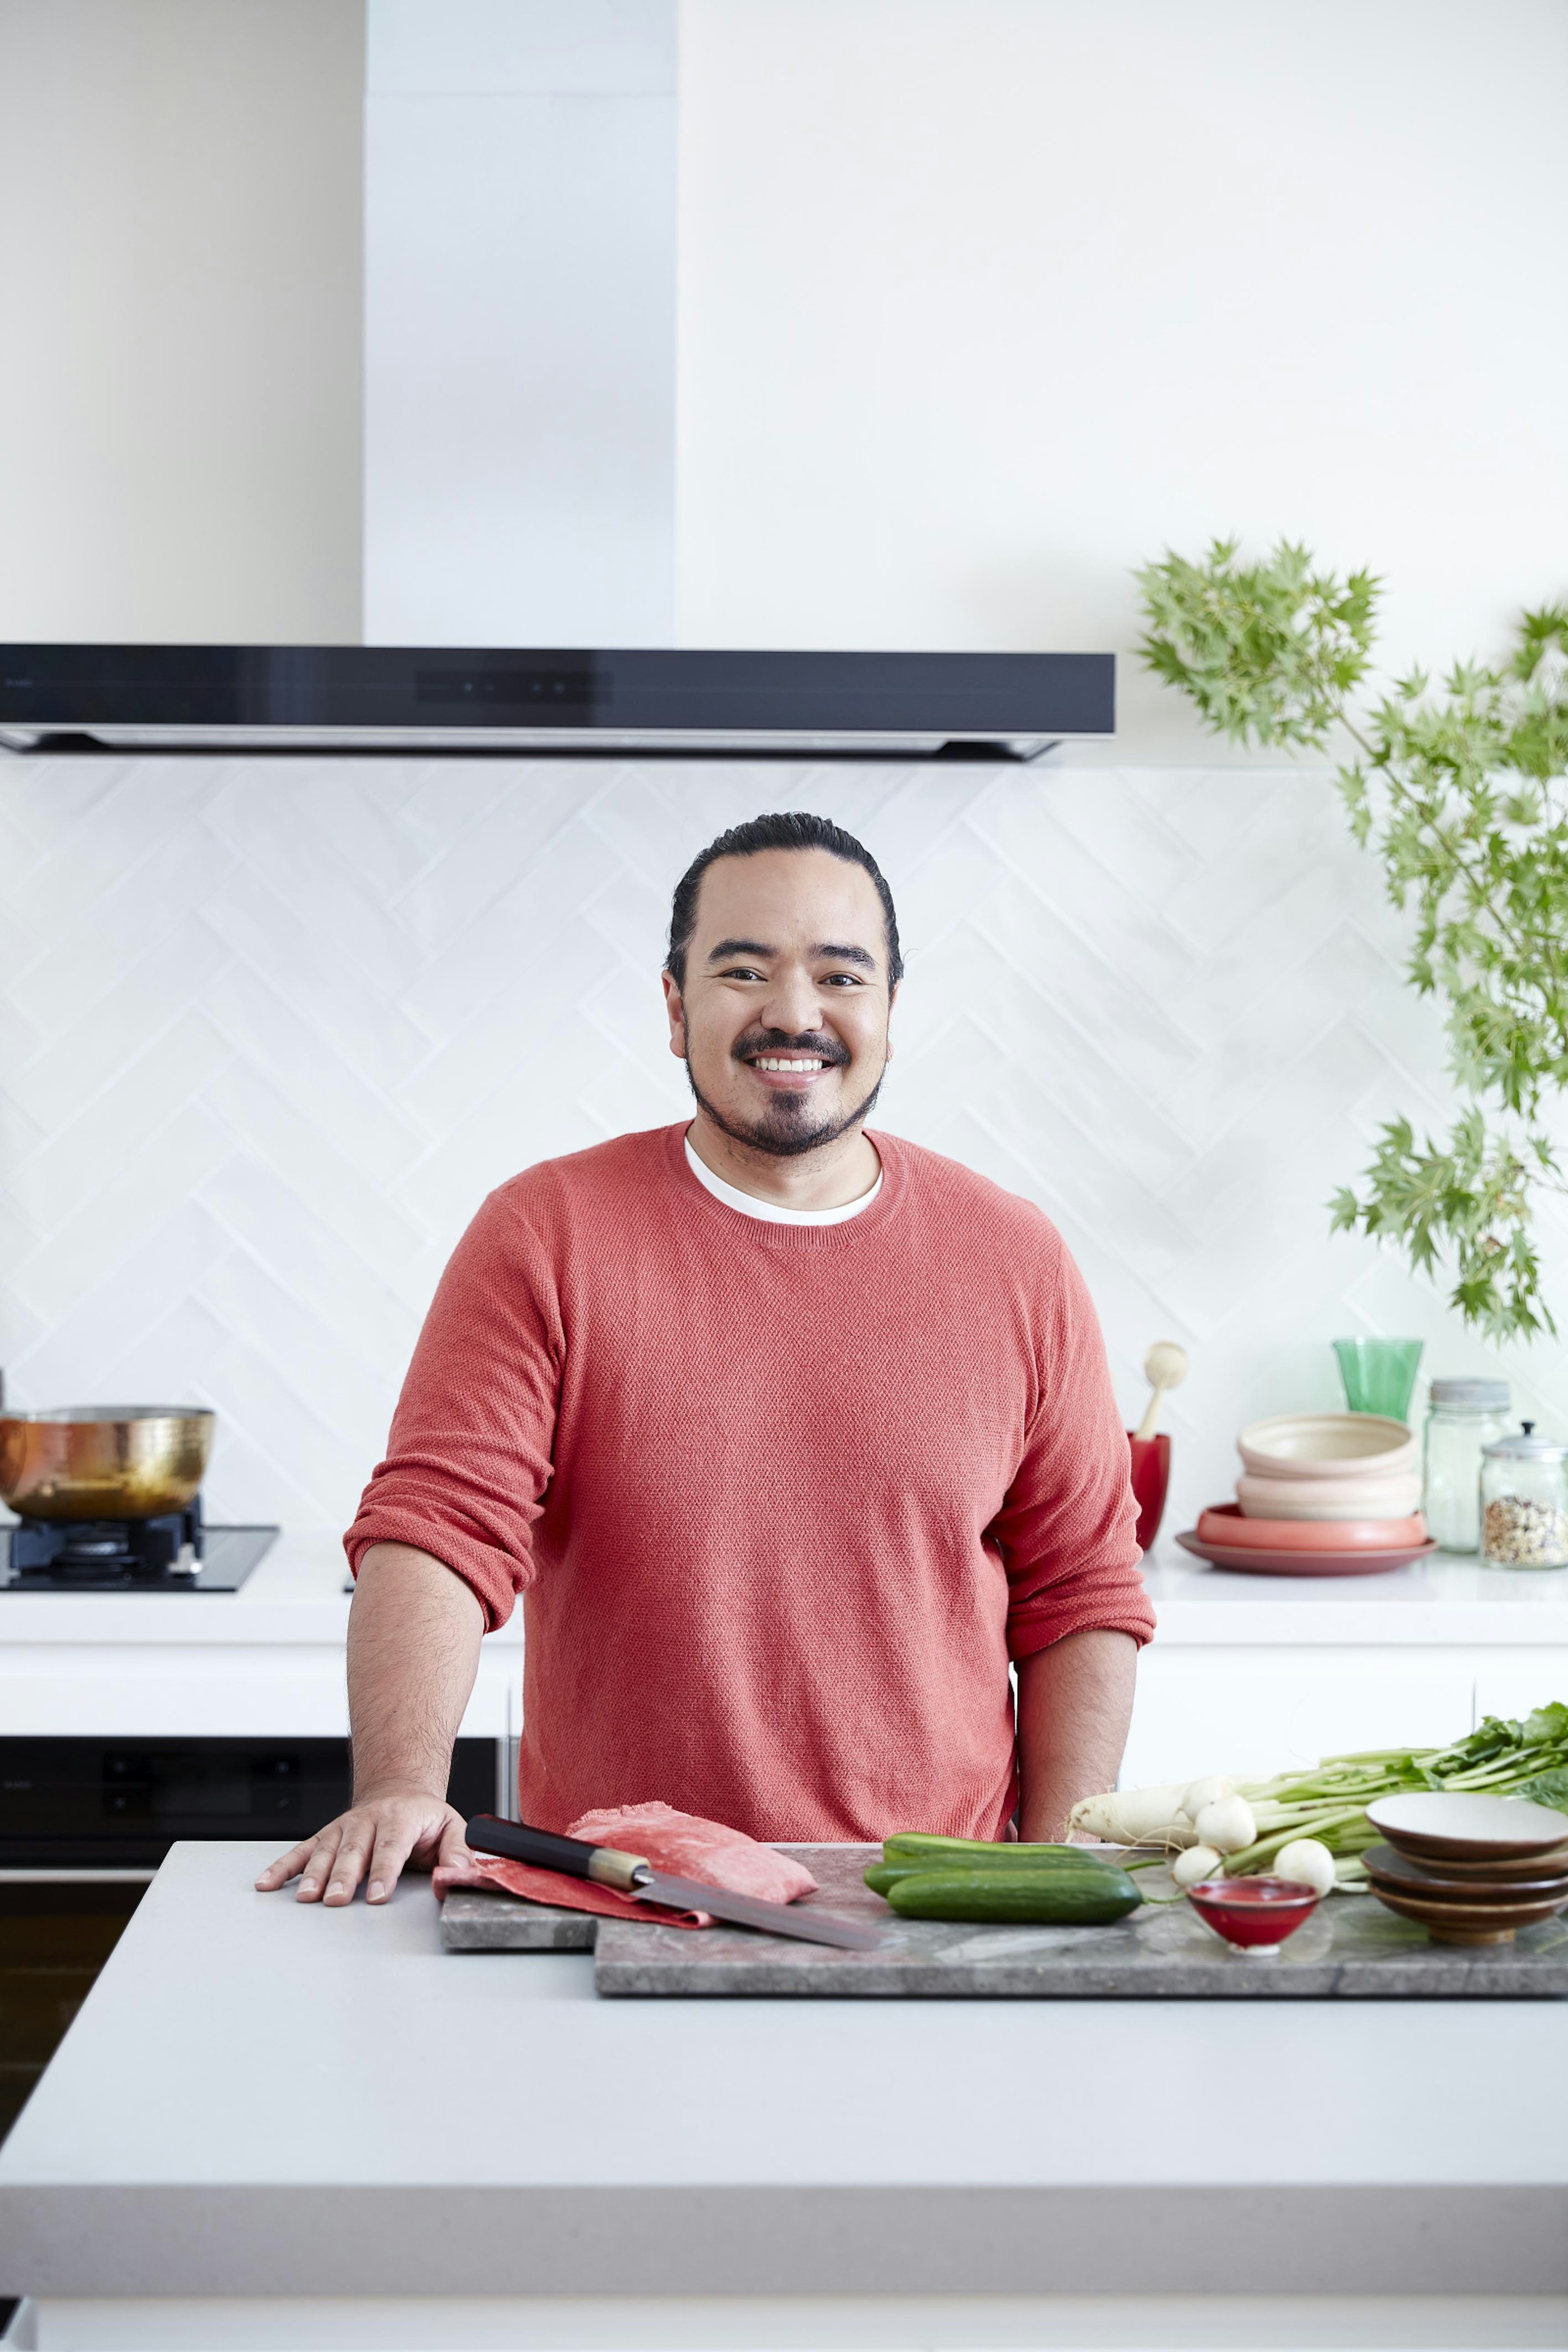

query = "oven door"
0;1736;502;2153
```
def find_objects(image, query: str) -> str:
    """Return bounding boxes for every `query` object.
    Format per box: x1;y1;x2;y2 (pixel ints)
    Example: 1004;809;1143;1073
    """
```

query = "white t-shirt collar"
684;1134;882;1226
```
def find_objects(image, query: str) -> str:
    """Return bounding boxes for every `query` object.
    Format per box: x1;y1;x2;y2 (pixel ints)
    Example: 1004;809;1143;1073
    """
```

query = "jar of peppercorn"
1480;1423;1568;1568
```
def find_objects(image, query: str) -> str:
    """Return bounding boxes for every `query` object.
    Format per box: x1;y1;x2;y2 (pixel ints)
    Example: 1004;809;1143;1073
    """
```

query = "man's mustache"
730;1028;851;1067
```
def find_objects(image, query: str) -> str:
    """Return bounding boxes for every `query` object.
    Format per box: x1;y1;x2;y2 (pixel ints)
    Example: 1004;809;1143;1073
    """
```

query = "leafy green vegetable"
1214;1705;1568;1875
1514;1767;1568;1815
1137;538;1568;1340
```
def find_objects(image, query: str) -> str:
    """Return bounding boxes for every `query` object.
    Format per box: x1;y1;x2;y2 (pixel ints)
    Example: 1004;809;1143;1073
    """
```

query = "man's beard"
684;1027;886;1159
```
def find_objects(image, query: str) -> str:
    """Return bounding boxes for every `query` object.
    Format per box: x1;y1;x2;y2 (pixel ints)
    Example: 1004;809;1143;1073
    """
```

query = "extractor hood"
0;646;1114;760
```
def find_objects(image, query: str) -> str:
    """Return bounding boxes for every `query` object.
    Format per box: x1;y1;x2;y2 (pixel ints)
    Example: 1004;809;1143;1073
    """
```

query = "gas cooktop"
0;1507;278;1593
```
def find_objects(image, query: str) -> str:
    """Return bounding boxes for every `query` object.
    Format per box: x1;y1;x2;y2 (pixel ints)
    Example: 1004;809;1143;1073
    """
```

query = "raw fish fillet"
433;1800;815;1924
566;1800;817;1902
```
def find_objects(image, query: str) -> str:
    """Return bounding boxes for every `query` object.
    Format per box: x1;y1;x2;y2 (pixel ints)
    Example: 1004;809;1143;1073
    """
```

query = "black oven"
0;1736;502;1869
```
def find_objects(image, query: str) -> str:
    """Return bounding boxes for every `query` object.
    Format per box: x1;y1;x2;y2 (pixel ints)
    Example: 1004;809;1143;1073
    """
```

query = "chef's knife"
464;1814;887;1951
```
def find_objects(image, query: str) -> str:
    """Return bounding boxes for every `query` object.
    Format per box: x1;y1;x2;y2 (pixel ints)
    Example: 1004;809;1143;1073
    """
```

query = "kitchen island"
1;1840;1566;2350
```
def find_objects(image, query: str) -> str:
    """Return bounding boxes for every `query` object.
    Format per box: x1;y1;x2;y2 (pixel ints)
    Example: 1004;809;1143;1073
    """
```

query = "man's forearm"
348;1543;486;1798
1015;1626;1138;1842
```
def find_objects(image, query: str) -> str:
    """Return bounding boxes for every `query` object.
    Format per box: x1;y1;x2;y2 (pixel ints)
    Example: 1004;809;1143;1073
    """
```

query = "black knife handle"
465;1814;648;1892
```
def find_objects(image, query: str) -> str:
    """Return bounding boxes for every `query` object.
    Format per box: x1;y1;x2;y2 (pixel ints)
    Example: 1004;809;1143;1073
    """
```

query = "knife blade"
464;1814;887;1952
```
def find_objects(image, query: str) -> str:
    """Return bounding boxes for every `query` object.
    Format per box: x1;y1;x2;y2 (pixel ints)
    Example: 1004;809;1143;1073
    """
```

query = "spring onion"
1069;1702;1568;1878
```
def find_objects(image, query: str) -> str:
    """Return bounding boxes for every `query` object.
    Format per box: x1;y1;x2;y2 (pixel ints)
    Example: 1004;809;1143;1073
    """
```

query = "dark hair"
664;811;904;990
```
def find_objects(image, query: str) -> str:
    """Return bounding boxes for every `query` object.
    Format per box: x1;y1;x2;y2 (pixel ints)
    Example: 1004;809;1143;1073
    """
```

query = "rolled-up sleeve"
343;1190;561;1629
991;1238;1154;1661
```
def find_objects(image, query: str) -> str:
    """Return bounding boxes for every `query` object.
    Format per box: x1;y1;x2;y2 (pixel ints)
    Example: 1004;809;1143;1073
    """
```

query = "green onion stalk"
1219;1705;1568;1878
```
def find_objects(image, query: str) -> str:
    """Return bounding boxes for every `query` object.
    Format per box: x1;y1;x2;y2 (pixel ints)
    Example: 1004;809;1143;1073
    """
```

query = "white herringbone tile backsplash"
2;755;1564;1544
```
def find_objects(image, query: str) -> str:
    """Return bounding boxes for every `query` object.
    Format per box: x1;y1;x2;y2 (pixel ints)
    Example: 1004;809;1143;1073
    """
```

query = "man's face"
664;848;897;1158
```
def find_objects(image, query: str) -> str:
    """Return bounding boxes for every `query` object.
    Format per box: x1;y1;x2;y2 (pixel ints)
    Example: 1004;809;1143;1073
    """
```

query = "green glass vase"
1333;1336;1424;1422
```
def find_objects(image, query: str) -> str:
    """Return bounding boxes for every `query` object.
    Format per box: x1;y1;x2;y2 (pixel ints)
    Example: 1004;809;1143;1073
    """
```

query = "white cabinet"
1125;1646;1477;1785
1473;1651;1568;1725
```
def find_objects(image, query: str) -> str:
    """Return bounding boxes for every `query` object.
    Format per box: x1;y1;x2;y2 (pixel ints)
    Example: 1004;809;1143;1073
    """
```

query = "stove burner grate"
9;1497;204;1578
1;1501;277;1593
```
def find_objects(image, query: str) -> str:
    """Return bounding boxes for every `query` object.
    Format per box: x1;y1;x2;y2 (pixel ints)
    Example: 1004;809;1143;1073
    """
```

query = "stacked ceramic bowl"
1180;1412;1435;1577
1361;1793;1568;1945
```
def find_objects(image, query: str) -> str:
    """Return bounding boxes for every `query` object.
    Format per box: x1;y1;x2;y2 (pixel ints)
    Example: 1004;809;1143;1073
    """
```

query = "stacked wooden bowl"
1178;1412;1437;1577
1362;1793;1568;1944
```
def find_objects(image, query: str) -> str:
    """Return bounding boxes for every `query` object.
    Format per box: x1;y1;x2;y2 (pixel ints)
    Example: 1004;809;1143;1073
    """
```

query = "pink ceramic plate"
1197;1505;1428;1551
1176;1510;1437;1577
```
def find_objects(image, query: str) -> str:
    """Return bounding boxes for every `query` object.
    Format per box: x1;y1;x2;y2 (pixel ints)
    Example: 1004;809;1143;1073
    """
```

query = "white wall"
7;0;1566;725
3;5;1568;1548
1;755;1564;1539
0;0;364;643
363;0;678;645
677;0;1568;753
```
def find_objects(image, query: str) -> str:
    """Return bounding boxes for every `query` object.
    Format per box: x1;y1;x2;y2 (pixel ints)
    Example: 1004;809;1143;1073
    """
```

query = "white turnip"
1179;1774;1232;1820
1171;1843;1223;1889
1067;1784;1194;1846
1193;1794;1257;1855
1272;1838;1336;1896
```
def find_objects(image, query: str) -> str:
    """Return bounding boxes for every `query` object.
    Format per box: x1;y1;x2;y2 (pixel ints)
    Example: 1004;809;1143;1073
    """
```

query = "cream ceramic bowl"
1236;1412;1418;1482
1235;1470;1424;1520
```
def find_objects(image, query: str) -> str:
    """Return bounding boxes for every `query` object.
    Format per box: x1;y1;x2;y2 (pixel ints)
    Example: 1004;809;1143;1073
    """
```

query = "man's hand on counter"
255;1784;471;1904
256;1539;486;1905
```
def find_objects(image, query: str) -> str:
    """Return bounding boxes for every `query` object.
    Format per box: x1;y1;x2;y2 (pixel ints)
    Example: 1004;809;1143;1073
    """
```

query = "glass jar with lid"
1480;1423;1568;1568
1423;1377;1511;1552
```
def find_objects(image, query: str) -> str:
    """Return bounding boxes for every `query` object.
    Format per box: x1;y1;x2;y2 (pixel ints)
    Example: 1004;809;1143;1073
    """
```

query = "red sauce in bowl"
1186;1876;1321;1951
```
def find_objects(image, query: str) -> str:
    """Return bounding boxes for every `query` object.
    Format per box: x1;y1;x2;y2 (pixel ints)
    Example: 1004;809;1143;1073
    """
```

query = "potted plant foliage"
1137;541;1568;1341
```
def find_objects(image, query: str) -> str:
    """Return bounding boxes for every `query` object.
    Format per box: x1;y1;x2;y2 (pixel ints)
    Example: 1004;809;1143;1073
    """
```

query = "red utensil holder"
1127;1432;1171;1555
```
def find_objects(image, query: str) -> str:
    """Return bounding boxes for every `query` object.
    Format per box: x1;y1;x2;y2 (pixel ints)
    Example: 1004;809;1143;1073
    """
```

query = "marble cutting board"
439;1843;1568;1997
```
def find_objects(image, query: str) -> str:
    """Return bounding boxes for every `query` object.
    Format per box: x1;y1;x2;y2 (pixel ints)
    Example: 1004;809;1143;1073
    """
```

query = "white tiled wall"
2;754;1564;1539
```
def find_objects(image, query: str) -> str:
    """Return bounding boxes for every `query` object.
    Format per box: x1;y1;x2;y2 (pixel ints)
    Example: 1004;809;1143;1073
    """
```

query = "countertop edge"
1;2183;1564;2298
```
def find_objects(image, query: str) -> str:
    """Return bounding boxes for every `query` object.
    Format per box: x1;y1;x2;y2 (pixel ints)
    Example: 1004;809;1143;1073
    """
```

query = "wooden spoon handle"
1134;1384;1166;1444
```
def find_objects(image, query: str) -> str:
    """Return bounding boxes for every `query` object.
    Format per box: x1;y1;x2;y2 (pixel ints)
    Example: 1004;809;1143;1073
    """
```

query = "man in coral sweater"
258;812;1152;1907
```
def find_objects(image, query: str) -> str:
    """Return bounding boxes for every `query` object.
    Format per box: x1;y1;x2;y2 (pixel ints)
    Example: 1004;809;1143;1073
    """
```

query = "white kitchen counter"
0;1838;1565;2350
6;1528;1565;1650
1145;1546;1568;1644
0;1530;520;1743
3;1531;1567;1775
0;1529;431;1648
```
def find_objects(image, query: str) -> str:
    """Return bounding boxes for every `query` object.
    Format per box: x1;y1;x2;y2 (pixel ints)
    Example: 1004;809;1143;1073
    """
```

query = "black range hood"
0;645;1114;759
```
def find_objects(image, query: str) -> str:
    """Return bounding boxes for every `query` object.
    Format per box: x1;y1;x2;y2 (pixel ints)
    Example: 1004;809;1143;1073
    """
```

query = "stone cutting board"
440;1844;1568;1996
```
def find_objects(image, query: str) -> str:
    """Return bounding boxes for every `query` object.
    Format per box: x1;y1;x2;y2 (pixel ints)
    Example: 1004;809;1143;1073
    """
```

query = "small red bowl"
1186;1876;1321;1953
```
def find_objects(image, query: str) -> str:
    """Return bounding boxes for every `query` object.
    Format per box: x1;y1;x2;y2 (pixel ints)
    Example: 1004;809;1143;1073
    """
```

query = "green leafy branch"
1137;537;1568;1342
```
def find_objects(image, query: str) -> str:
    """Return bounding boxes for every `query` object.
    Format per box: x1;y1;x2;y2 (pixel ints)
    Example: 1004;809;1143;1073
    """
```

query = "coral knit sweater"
345;1124;1153;1843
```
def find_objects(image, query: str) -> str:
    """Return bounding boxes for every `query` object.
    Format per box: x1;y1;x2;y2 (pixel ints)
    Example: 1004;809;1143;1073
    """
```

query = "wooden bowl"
1364;1838;1568;1882
1365;1792;1568;1863
1366;1881;1568;1945
1363;1843;1568;1901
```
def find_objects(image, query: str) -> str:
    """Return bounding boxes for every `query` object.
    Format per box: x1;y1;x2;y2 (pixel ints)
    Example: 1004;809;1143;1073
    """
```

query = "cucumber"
882;1833;1081;1865
884;1864;1141;1925
865;1850;1087;1897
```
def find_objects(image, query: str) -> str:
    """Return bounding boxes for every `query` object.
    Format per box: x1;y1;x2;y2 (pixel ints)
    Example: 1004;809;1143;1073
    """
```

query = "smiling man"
258;811;1153;1907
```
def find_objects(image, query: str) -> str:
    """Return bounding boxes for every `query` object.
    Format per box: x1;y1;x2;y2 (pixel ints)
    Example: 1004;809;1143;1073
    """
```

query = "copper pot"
0;1407;214;1522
